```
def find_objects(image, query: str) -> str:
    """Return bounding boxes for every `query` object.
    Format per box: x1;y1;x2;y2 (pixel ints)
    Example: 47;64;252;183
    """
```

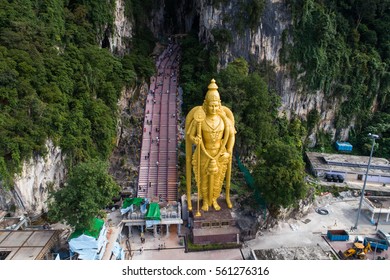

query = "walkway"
137;44;180;202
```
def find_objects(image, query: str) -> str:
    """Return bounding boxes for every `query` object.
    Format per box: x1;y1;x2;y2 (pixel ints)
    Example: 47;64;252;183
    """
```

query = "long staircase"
137;44;180;203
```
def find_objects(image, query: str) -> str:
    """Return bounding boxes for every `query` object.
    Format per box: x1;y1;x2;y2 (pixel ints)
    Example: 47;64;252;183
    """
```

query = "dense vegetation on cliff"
0;0;154;187
283;0;390;157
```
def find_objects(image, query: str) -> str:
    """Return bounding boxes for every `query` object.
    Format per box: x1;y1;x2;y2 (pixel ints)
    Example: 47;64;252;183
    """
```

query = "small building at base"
0;230;61;260
121;198;183;238
363;196;390;224
306;152;390;185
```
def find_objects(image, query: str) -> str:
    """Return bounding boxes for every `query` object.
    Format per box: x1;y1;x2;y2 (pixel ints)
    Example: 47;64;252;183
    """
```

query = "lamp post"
353;133;380;229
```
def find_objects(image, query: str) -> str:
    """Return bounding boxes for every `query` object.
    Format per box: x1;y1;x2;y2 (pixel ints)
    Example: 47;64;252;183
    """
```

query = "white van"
354;235;364;244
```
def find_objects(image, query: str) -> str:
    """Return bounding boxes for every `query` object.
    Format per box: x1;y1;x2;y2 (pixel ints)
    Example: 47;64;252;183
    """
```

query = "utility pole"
353;133;379;229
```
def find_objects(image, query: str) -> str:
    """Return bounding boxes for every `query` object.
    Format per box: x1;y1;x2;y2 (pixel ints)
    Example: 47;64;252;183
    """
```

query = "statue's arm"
226;129;235;154
188;119;201;145
221;107;236;154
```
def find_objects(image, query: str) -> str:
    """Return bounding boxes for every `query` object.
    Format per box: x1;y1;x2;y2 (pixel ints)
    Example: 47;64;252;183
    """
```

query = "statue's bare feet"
226;198;232;209
201;203;209;211
212;199;221;211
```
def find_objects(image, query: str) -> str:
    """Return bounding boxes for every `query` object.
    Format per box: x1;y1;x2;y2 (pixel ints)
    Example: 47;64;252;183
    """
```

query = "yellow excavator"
342;242;372;259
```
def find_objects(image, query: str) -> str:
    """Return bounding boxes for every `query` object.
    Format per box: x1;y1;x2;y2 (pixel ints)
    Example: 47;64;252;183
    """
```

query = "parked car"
354;235;364;244
331;174;339;182
336;174;344;183
325;173;332;182
377;229;390;246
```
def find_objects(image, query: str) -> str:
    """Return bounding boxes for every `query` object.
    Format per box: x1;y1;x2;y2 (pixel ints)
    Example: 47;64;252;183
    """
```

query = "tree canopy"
48;159;120;231
0;0;155;187
217;58;279;155
253;139;307;214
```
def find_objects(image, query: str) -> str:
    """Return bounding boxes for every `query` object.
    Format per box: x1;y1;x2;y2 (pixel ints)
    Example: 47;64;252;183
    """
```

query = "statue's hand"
220;152;230;160
218;152;230;164
192;135;202;145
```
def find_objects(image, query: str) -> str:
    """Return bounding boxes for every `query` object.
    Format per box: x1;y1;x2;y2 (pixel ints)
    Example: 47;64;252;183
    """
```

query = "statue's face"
207;101;219;115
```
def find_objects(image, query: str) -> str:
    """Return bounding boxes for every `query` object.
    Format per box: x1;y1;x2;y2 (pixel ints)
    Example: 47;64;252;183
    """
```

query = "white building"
306;152;390;185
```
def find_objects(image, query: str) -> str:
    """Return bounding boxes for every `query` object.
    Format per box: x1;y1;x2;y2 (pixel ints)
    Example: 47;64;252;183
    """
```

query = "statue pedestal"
190;198;240;245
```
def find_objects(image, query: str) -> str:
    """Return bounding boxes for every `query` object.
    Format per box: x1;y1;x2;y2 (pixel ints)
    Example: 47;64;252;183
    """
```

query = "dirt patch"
254;245;334;260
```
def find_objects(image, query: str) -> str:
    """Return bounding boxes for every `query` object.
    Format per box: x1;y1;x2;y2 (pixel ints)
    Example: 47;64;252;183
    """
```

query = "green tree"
349;112;390;158
48;159;120;231
217;58;279;155
253;140;307;216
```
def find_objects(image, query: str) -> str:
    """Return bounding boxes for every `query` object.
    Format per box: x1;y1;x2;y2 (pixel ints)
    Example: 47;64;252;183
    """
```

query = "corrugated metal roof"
0;230;60;260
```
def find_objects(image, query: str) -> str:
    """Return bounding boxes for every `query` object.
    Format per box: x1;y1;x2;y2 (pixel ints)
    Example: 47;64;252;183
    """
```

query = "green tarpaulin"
69;217;104;240
122;197;144;209
145;202;160;220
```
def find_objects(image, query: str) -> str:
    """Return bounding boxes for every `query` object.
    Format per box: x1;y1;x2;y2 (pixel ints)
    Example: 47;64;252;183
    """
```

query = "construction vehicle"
340;242;372;259
357;242;372;259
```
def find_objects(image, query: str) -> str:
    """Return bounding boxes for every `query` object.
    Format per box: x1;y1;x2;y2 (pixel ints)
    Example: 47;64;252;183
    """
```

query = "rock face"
196;0;290;66
147;0;197;38
108;0;133;56
1;140;66;216
109;84;148;195
119;0;350;140
195;0;352;141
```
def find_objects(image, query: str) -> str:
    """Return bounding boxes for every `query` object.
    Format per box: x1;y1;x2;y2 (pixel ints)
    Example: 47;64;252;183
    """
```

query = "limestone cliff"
147;0;197;38
193;0;350;143
109;84;148;196
122;0;352;143
109;0;133;55
0;140;66;216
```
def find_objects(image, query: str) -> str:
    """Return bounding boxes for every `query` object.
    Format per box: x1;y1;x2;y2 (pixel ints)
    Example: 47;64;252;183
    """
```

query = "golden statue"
185;79;236;216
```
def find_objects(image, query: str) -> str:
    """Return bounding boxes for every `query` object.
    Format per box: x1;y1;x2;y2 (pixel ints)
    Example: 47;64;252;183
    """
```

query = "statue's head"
203;79;221;115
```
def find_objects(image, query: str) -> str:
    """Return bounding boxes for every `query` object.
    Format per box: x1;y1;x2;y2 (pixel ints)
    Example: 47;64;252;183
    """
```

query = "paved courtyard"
102;191;390;260
244;192;390;260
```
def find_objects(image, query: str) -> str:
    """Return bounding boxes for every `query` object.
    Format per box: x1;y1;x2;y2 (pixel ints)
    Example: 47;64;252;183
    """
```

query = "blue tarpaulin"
335;141;353;152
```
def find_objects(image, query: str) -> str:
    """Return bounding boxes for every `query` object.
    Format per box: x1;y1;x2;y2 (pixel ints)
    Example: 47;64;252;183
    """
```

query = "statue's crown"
205;79;220;102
